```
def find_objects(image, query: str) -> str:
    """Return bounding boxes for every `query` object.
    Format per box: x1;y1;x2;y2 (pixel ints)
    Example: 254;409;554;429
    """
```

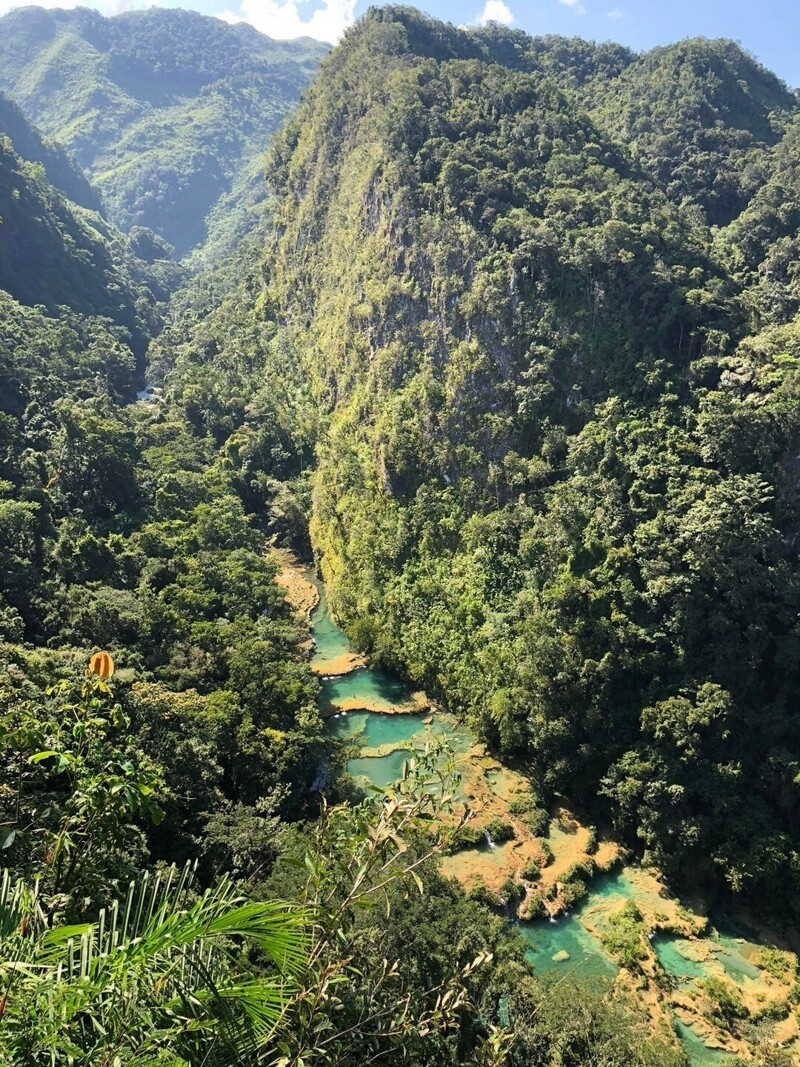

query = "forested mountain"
0;6;327;257
591;38;797;225
223;6;800;915
0;90;100;210
7;4;800;1064
0;100;177;361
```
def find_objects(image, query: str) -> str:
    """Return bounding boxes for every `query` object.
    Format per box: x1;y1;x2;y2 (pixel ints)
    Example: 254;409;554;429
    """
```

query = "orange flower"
87;651;115;680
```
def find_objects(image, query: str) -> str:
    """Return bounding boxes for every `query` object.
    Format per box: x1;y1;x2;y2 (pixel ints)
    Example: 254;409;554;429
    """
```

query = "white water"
136;384;163;402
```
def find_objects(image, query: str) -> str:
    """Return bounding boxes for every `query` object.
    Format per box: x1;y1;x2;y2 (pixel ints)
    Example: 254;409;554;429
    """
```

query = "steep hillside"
222;5;800;913
0;109;175;360
0;100;159;639
715;111;800;324
0;93;326;862
0;6;327;257
0;89;100;210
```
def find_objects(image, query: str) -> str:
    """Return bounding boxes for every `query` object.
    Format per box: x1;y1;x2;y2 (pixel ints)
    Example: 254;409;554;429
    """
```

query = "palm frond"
0;863;310;1064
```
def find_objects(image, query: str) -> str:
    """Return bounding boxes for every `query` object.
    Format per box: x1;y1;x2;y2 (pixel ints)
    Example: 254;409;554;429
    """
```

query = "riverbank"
274;551;371;677
274;554;800;1065
272;548;319;620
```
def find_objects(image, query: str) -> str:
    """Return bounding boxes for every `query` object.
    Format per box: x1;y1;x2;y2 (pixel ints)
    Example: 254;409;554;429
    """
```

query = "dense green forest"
0;6;327;258
234;7;800;921
4;4;800;1064
0;44;686;1066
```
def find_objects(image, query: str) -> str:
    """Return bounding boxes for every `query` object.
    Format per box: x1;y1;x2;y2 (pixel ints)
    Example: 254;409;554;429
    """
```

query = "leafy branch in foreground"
0;861;309;1067
273;746;507;1066
1;674;165;904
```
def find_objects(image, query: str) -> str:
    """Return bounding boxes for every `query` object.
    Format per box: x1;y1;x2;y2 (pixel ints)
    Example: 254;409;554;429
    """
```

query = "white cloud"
475;0;514;26
558;0;587;11
218;0;356;42
606;6;622;17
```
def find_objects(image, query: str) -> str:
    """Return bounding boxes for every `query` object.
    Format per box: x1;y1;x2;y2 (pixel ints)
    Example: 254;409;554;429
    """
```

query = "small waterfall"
484;829;496;850
136;384;163;403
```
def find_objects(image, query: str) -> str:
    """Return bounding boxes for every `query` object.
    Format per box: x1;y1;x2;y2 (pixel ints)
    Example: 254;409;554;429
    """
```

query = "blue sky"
4;0;799;87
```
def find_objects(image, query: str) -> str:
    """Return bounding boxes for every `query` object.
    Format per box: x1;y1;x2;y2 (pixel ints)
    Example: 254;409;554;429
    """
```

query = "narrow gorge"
3;5;800;1066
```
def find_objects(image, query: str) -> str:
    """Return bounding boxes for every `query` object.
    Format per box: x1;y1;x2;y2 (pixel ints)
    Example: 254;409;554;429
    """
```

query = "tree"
0;674;164;903
270;749;505;1066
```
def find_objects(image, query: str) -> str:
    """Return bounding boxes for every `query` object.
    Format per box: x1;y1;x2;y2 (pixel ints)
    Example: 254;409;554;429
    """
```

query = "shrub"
500;876;524;903
485;817;515;843
469;884;505;909
445;824;485;853
521;893;547;920
600;902;650;973
523;807;550;837
560;878;588;909
508;792;536;815
562;860;595;882
522;858;541;882
701;977;748;1026
749;1000;789;1023
757;948;796;980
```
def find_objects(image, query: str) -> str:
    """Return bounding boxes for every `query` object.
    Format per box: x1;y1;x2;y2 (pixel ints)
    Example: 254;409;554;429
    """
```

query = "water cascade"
307;571;792;1066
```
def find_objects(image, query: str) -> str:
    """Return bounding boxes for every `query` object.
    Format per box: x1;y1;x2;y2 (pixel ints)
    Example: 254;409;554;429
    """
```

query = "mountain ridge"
0;5;328;258
229;5;800;918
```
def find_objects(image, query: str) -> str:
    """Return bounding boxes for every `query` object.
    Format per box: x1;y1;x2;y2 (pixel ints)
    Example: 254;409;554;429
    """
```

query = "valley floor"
275;556;800;1065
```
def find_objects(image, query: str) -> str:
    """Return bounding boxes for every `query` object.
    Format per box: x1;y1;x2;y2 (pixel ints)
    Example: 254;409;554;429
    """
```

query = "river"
304;570;797;1065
